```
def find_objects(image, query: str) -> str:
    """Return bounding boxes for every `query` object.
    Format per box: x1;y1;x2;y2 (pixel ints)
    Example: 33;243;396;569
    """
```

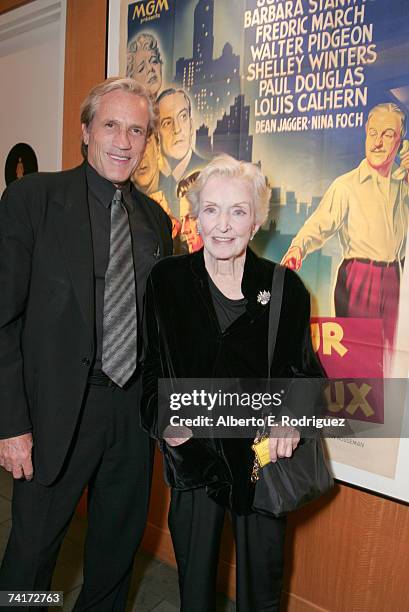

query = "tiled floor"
0;470;235;611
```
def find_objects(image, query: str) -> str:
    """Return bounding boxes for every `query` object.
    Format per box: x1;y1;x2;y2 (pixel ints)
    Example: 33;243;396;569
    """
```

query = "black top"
86;162;157;368
208;274;247;333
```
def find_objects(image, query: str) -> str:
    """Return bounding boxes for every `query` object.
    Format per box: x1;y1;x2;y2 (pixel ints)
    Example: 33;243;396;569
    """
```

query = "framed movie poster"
108;0;409;502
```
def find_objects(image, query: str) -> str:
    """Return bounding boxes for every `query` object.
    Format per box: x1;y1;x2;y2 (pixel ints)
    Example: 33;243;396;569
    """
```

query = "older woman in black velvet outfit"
141;154;323;612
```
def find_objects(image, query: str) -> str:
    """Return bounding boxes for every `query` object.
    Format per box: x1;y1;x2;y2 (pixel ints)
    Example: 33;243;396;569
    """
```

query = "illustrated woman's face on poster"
132;48;162;97
127;34;163;98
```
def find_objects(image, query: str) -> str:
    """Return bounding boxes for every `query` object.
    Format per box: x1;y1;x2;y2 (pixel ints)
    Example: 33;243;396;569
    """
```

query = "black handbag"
251;264;334;518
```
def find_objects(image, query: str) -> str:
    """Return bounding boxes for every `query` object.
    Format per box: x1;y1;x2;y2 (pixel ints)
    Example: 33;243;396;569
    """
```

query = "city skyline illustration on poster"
108;0;409;501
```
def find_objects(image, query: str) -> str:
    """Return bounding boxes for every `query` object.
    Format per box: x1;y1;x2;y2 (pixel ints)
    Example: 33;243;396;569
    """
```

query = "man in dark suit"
0;77;172;610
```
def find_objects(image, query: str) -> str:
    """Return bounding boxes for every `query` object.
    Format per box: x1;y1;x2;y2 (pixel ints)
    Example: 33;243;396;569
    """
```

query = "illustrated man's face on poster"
365;110;402;173
179;194;203;253
132;134;160;191
158;92;193;161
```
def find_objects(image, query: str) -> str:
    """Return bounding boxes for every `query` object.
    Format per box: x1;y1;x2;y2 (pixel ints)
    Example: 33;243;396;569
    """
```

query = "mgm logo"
132;0;170;21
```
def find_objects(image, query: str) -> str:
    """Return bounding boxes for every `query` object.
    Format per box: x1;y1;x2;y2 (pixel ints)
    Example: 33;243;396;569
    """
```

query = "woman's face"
198;175;259;261
131;48;162;97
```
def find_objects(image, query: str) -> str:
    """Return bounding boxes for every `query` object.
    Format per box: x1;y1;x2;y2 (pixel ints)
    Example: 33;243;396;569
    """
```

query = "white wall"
0;0;66;193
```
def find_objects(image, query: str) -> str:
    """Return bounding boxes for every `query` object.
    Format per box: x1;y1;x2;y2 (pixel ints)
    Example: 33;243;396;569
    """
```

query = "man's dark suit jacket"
0;162;172;485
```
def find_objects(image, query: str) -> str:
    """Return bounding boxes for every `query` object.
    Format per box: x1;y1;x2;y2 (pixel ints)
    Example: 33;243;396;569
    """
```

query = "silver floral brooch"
257;290;271;305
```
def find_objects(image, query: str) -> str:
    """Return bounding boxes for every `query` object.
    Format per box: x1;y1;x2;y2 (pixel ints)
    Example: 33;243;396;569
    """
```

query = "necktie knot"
112;189;122;205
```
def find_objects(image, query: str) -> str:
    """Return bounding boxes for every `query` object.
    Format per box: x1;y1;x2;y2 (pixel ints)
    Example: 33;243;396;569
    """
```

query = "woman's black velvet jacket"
141;247;323;513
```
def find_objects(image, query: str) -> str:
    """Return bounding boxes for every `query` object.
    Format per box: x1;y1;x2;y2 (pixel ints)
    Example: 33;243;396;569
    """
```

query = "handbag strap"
268;264;286;374
252;263;287;474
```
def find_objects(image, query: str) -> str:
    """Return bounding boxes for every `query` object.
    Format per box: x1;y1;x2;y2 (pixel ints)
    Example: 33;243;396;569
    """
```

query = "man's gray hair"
186;154;271;227
157;88;192;117
367;103;407;137
126;33;162;79
80;77;159;158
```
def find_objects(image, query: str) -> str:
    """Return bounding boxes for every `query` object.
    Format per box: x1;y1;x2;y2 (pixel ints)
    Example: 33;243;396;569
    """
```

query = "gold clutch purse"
251;436;270;482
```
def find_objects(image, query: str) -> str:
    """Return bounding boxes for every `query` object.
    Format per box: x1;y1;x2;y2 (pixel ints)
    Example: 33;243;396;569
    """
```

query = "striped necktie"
102;188;137;387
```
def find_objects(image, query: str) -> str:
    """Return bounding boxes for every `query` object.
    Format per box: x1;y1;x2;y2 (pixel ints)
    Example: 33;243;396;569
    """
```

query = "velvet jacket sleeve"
0;181;36;438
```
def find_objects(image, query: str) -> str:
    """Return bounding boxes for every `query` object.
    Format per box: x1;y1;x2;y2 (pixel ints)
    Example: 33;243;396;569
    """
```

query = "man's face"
132;134;159;190
365;110;401;173
159;92;192;162
131;48;162;97
82;89;150;185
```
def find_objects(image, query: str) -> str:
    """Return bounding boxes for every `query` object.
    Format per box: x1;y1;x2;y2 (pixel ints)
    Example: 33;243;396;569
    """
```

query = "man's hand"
0;433;33;480
281;246;302;271
269;426;300;462
163;425;193;447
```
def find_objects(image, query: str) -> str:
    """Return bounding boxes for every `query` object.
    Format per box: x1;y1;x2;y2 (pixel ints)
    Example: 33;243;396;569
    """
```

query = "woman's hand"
269;426;300;462
163;425;193;447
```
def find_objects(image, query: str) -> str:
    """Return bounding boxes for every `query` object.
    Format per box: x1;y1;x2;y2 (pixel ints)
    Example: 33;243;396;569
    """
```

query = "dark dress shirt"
86;163;157;369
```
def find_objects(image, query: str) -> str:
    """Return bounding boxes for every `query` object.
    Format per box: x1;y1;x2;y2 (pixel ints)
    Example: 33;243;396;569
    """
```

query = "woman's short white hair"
186;154;271;226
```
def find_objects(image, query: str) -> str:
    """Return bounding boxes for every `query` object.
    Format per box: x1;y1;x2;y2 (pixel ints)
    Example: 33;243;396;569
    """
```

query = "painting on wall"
5;143;38;187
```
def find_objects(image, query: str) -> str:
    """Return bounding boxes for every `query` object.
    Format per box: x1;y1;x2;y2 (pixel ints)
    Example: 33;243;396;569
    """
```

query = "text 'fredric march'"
244;0;375;133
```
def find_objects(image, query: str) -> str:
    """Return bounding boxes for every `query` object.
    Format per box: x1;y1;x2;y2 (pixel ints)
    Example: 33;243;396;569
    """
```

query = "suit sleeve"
141;273;162;439
163;211;173;255
0;183;35;438
154;192;173;255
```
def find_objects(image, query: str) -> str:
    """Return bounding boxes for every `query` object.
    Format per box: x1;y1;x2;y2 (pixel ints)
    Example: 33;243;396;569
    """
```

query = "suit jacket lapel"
52;163;94;335
134;190;168;257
